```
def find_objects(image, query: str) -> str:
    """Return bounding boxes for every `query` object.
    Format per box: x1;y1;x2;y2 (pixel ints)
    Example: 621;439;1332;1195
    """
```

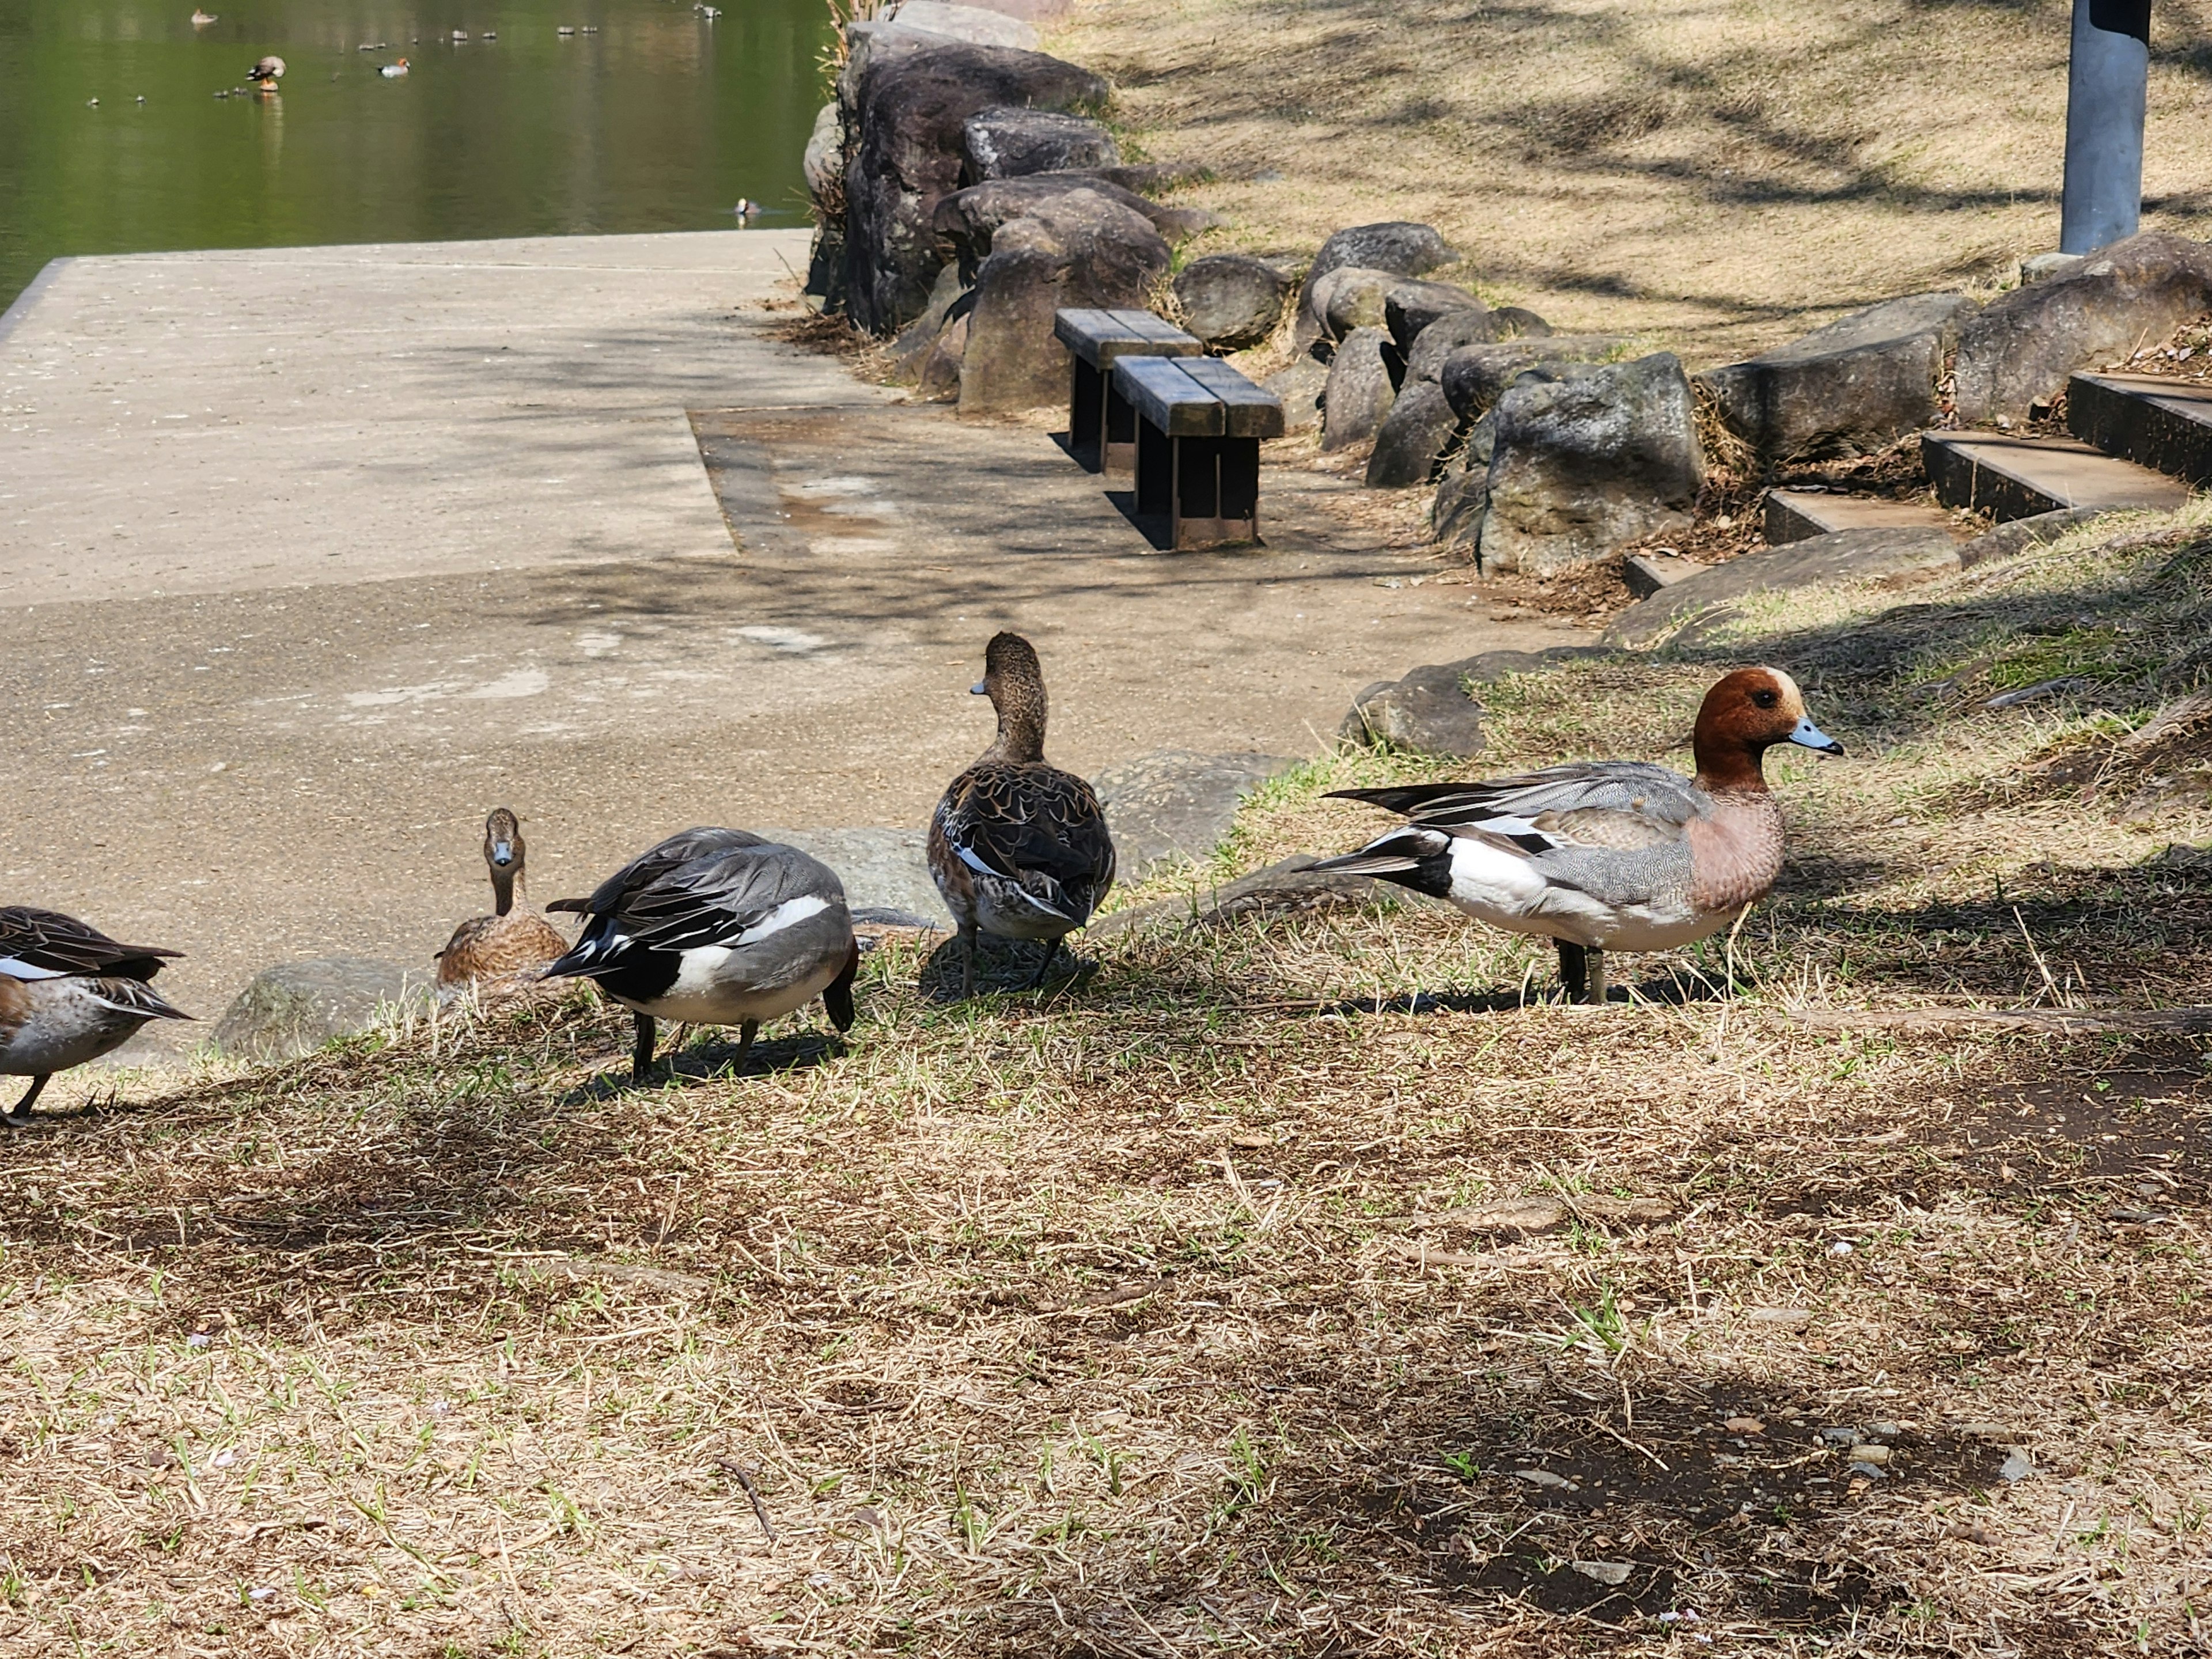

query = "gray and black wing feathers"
0;904;182;982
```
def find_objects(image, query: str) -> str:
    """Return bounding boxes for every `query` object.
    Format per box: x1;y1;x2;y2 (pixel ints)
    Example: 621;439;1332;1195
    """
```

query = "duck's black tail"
1308;826;1456;899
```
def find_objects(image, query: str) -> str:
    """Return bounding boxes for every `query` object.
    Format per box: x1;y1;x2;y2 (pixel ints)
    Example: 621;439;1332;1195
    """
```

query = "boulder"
1602;525;1961;649
1263;356;1330;432
1385;279;1489;355
1699;291;1976;464
957;192;1172;413
1405;309;1503;385
842;42;1105;334
934;175;1209;280
1480;353;1706;577
1341;646;1602;755
1322;326;1399;452
1308;221;1455;286
916;312;970;401
1366;379;1464;487
1430;411;1496;552
887;261;971;380
1173;254;1294;350
1493;306;1552;339
1092;750;1293;875
1956;505;2110;568
1439;336;1631;421
804;102;844;203
804;220;849;312
883;1;1039;48
1311;265;1399;342
214;956;430;1061
755;828;950;921
962;105;1119;181
1953;232;2212;423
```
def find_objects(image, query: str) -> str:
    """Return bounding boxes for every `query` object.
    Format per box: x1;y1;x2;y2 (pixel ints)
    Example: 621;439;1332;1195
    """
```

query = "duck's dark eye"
1753;689;1778;709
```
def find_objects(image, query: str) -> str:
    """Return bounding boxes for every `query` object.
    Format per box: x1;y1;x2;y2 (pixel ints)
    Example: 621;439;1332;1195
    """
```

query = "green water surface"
0;0;834;310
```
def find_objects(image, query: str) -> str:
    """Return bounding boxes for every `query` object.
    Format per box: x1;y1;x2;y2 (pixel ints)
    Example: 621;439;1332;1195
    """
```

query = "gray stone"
1699;291;1977;464
1312;265;1399;343
961;104;1119;182
214;956;431;1061
1438;335;1630;421
887;262;971;380
1622;551;1694;599
1955;505;2110;567
1998;1448;2035;1483
1263;355;1329;432
1385;279;1489;355
873;1;1039;50
1602;525;1960;649
1406;309;1503;385
1172;254;1293;350
804;102;844;204
1480;353;1706;577
1953;231;2212;423
934;175;1209;280
756;828;951;922
842;42;1105;334
1429;411;1495;551
1091;749;1293;875
1308;221;1454;286
804;219;849;312
1493;306;1552;339
1323;325;1398;452
2020;252;2082;283
1366;378;1463;487
915;310;969;402
955;190;1171;414
1340;661;1487;757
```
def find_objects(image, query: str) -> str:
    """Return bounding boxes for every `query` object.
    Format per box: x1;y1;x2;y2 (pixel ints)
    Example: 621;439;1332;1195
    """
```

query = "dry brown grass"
5;517;2211;1657
1048;0;2212;364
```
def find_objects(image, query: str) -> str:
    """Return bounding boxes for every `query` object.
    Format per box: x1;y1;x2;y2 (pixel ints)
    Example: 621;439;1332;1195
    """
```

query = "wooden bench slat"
1113;357;1225;437
1176;357;1286;439
1055;307;1200;366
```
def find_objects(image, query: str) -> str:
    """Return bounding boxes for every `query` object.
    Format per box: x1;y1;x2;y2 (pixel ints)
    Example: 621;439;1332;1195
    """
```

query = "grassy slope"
2;516;2210;1655
1050;0;2212;363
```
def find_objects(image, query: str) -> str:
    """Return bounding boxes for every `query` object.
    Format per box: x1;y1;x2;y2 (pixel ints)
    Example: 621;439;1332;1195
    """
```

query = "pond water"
0;0;834;309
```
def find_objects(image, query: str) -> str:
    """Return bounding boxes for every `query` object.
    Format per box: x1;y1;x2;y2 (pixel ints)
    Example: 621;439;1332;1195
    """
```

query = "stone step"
2067;372;2212;486
1920;430;2188;521
1764;488;1961;545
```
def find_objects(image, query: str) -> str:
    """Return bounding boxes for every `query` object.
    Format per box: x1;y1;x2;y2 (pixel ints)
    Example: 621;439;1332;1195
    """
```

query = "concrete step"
1764;488;1960;545
1920;430;2188;521
2067;372;2212;486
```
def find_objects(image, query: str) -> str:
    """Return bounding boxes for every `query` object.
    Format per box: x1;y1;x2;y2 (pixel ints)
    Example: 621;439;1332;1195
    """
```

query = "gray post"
2059;0;2152;254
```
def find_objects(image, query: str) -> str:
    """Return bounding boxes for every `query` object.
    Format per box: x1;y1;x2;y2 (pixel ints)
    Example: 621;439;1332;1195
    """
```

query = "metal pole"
2059;0;2152;254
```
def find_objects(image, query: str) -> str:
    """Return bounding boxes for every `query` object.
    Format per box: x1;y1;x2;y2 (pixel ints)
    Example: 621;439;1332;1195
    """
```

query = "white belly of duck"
617;944;844;1026
1;979;157;1075
1438;837;1730;953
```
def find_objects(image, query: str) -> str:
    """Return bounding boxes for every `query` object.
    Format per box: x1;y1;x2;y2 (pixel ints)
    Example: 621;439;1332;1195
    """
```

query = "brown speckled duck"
435;809;570;994
1;906;191;1125
928;632;1116;994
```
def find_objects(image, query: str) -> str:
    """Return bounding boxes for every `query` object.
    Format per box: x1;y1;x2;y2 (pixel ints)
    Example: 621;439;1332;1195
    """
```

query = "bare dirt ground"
1050;0;2212;363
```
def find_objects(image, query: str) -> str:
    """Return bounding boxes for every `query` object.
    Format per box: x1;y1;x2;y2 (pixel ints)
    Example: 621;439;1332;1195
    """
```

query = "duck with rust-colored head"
1312;666;1842;1004
1;906;191;1125
928;631;1116;995
435;809;570;995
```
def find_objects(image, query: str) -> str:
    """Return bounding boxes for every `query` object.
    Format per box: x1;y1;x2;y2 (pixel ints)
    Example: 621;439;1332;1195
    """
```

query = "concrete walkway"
0;229;1586;1059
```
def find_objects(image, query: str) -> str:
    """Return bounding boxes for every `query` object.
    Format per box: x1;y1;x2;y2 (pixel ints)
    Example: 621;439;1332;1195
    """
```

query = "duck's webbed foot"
2;1074;50;1126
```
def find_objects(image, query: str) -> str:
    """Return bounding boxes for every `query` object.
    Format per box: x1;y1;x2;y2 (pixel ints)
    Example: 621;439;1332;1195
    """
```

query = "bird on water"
246;55;285;89
1;907;192;1126
1312;666;1842;1005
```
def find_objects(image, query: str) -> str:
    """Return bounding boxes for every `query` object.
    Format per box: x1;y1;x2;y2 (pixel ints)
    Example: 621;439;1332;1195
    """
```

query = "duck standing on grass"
542;830;859;1084
1;907;192;1125
929;632;1116;994
1312;666;1842;1005
434;809;570;994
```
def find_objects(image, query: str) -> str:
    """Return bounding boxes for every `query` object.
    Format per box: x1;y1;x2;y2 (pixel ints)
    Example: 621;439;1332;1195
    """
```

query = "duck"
1;906;192;1125
928;632;1116;994
543;828;858;1084
380;58;408;76
245;55;284;86
732;198;762;218
191;9;217;24
434;809;570;994
1312;666;1842;1005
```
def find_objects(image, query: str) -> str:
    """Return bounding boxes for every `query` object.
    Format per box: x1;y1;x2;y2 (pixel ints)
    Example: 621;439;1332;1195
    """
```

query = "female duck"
1313;666;1842;1004
435;808;569;994
1;906;191;1124
543;828;858;1083
929;632;1116;994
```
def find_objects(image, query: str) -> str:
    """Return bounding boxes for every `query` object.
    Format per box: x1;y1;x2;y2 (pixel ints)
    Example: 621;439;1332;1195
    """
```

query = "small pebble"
1849;1461;1888;1479
1998;1449;2034;1483
1723;1416;1763;1434
1869;1421;1903;1438
1819;1426;1861;1446
1847;1444;1891;1465
1828;1239;1853;1256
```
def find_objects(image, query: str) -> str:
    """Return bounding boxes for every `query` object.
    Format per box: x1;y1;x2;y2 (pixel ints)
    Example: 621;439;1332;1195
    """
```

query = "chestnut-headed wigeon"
246;55;285;85
543;830;858;1084
434;809;569;998
1;906;191;1124
1313;665;1842;1004
928;632;1116;995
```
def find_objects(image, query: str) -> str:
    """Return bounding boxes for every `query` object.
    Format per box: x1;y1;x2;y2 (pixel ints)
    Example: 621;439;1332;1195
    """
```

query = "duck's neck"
986;683;1048;764
1692;742;1770;796
490;862;523;916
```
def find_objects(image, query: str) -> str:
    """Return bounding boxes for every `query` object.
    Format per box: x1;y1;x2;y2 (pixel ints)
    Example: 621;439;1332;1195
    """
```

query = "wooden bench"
1112;355;1285;548
1052;308;1202;474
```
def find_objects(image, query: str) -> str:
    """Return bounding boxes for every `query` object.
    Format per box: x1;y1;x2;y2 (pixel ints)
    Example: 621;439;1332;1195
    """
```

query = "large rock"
1438;335;1630;420
962;105;1119;181
1480;353;1706;577
1602;526;1961;649
916;311;971;402
1385;280;1489;355
1092;750;1293;876
934;175;1209;279
1953;232;2212;423
215;957;431;1061
755;827;950;922
1308;266;1398;342
1493;306;1552;339
842;43;1105;334
1342;646;1602;756
1366;379;1463;487
1430;411;1496;552
1173;254;1293;350
1405;309;1503;384
804;102;844;203
883;1;1039;48
1263;356;1330;432
1323;326;1399;452
1700;292;1976;464
1308;221;1455;286
957;191;1172;413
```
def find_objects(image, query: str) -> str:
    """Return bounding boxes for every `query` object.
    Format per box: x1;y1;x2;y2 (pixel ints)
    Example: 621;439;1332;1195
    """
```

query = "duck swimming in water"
246;55;285;88
1;906;191;1125
1312;666;1842;1005
380;58;409;77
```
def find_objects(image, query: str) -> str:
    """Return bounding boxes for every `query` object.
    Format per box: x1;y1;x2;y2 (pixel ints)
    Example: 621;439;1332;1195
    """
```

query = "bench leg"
1070;358;1105;472
1104;380;1140;474
1135;415;1172;519
1169;436;1260;549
